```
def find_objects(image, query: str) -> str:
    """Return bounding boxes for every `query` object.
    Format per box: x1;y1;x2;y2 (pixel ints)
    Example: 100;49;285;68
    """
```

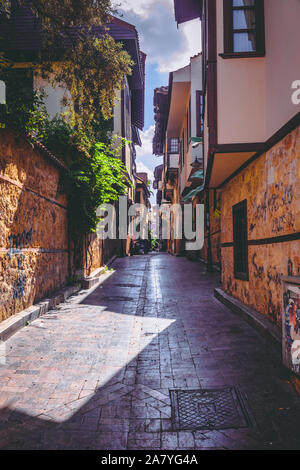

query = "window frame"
187;98;191;150
222;0;265;59
192;202;197;233
180;130;185;167
168;137;179;154
196;90;204;138
0;80;5;126
135;190;141;204
232;199;249;281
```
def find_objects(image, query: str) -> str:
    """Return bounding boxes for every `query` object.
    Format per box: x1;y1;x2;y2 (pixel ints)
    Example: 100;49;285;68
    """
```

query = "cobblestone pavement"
1;253;300;450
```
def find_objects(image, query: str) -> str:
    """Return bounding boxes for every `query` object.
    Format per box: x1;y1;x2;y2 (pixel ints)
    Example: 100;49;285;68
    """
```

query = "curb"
0;257;119;342
0;285;80;342
81;255;118;290
214;287;282;350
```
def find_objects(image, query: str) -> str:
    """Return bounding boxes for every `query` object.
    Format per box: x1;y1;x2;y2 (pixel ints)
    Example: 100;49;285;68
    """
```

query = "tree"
0;0;135;244
0;0;133;132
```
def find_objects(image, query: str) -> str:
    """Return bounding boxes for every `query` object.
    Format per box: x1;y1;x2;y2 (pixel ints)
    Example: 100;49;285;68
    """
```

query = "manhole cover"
170;387;252;431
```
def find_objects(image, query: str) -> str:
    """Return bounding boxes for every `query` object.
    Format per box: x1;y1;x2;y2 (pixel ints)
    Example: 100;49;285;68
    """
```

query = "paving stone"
161;431;179;450
178;431;195;449
0;254;300;450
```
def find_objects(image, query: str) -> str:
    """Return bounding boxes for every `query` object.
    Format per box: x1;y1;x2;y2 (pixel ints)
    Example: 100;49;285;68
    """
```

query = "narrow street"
1;254;300;450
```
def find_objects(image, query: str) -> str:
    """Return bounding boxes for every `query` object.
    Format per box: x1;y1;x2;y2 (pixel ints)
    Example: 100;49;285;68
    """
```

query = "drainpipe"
206;188;213;273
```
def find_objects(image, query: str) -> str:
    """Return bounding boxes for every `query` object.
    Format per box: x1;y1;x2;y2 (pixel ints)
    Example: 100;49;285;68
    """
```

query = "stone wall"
199;189;221;268
82;235;126;277
0;129;130;322
0;129;69;322
221;126;300;326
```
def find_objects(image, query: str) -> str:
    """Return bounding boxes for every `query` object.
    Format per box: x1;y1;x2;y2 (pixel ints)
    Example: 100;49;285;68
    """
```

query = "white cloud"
154;19;202;73
136;125;155;159
136;161;154;182
120;0;173;17
135;125;162;206
120;1;201;74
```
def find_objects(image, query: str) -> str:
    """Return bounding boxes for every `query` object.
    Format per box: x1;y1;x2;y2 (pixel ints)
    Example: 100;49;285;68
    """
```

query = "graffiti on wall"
6;228;32;300
282;279;300;376
252;183;295;235
8;228;32;251
251;252;283;322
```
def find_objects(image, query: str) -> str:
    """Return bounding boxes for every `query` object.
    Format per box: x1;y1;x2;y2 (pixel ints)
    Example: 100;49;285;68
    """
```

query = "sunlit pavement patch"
1;255;300;450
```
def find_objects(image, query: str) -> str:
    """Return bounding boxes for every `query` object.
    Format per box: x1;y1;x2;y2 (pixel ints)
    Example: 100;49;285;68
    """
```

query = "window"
189;100;191;140
0;70;33;127
196;91;204;137
186;111;189;151
193;204;197;232
223;0;265;57
135;191;141;204
233;200;248;280
168;138;179;154
187;99;191;150
180;130;185;166
122;78;131;140
6;69;34;105
0;81;5;126
0;81;5;105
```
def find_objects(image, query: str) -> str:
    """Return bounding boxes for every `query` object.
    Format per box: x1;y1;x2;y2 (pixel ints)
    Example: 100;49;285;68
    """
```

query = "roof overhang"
167;81;190;137
207;143;266;188
182;183;204;202
188;167;204;182
136;177;150;198
174;0;203;24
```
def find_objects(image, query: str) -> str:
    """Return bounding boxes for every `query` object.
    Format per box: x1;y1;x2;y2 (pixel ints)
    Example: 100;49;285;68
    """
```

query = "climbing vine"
60;136;131;240
0;84;131;242
0;0;134;240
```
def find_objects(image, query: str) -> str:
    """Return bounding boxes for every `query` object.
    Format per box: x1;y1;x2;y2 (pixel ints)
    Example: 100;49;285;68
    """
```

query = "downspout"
206;188;213;272
205;0;217;274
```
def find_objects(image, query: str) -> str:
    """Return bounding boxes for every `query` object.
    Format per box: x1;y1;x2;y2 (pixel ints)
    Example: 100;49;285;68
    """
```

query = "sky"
119;0;202;204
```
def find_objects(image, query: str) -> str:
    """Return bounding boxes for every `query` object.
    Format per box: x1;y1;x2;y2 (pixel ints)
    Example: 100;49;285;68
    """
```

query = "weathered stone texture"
199;189;221;267
0;130;69;321
222;242;300;326
82;235;126;277
221;126;300;326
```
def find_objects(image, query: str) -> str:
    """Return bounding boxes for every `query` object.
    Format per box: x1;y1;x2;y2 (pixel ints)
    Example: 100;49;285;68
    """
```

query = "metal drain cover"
170;387;251;431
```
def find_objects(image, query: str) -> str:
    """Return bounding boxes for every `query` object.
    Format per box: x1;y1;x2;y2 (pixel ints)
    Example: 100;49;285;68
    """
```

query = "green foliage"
0;68;49;136
0;0;133;128
40;116;132;240
101;265;114;274
0;1;135;241
147;179;154;196
62;138;131;240
42;116;74;155
0;85;131;241
56;34;133;128
0;1;11;17
148;229;158;251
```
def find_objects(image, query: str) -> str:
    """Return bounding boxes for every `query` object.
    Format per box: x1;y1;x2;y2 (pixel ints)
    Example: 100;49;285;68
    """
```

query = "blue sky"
120;0;201;203
144;63;168;130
